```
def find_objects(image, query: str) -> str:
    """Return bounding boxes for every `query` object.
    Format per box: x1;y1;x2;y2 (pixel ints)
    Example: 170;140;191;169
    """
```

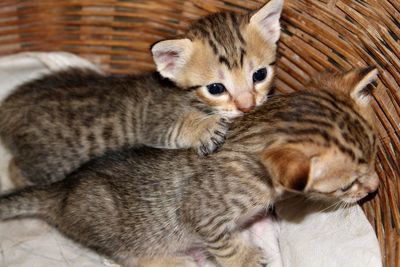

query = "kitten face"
182;29;276;118
262;67;380;204
152;0;283;118
308;149;379;203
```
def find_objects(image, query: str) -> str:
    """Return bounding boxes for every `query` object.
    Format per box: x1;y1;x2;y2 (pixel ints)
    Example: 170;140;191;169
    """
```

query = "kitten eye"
252;67;267;83
341;180;357;192
206;83;226;95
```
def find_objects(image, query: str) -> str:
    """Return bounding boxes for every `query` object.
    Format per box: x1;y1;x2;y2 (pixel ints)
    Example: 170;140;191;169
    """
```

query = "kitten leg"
136;256;198;267
175;111;229;156
203;232;267;267
8;158;31;187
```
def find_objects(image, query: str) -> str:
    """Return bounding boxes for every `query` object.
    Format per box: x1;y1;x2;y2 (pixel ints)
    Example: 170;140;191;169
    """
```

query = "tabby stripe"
330;136;356;160
230;198;247;211
187;85;201;91
275;127;333;140
358;158;367;164
93;125;106;155
231;129;273;143
122;112;130;145
163;125;174;148
206;217;233;235
115;116;125;146
230;12;245;45
125;104;135;144
207;240;231;251
196;25;211;39
206;233;230;246
240;48;246;67
135;101;142;142
294;93;345;114
212;246;238;258
286;138;329;147
173;119;185;146
274;111;334;128
197;209;229;230
86;132;96;156
292;95;341;114
208;39;219;56
219;55;231;69
290;98;341;120
141;98;149;138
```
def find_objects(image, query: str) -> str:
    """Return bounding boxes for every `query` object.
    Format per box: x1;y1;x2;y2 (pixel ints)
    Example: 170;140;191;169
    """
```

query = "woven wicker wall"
0;0;399;266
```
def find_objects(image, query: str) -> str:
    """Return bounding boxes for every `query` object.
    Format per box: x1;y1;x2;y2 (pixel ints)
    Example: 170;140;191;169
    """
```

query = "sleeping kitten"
0;68;379;267
0;0;282;185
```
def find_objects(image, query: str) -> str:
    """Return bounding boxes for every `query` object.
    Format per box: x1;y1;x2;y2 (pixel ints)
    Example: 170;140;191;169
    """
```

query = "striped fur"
1;1;283;185
152;0;283;117
0;70;228;184
0;69;379;267
187;12;248;70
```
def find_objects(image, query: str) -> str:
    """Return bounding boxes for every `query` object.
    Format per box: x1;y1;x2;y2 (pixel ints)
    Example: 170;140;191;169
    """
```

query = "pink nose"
234;92;255;113
237;106;255;113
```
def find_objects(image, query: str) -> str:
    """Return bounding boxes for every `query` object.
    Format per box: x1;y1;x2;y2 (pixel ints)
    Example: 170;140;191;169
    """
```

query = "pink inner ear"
155;50;180;70
156;50;179;64
260;12;280;29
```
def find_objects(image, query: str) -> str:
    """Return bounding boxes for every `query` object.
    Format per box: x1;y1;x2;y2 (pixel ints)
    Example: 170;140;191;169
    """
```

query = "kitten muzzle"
234;92;255;113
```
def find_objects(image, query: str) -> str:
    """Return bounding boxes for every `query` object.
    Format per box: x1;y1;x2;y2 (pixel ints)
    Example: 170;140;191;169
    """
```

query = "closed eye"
341;180;357;192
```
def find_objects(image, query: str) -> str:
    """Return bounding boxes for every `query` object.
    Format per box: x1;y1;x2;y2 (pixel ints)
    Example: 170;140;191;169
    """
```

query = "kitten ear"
261;147;310;191
249;0;283;43
151;38;193;81
346;67;378;106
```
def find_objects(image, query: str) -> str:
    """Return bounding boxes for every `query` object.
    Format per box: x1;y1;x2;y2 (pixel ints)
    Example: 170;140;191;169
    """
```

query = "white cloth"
0;52;109;267
0;52;382;267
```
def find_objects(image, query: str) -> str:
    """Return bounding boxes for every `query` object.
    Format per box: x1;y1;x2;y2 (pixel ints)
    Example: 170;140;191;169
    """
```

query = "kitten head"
261;67;379;203
151;0;283;118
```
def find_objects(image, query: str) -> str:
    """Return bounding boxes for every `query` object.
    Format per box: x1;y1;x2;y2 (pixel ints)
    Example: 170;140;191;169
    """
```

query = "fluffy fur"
0;0;283;185
0;70;228;184
0;68;379;267
152;0;283;117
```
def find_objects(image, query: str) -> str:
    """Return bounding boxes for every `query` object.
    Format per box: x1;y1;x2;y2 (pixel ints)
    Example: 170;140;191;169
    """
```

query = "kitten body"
0;70;229;184
0;0;283;185
0;69;380;267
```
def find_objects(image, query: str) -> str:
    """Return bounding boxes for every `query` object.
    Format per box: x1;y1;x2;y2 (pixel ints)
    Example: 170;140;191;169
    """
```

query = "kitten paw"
196;116;229;156
250;246;269;267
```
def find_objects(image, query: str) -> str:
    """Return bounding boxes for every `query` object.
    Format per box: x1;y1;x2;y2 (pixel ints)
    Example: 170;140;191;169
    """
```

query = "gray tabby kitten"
0;0;282;185
0;68;380;267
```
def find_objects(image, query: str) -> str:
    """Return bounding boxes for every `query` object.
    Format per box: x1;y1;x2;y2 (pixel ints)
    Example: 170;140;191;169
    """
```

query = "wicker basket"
0;0;399;266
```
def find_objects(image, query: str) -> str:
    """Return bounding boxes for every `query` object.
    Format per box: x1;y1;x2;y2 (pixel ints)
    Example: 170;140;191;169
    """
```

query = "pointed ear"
261;147;310;191
346;67;378;106
151;38;193;81
249;0;283;43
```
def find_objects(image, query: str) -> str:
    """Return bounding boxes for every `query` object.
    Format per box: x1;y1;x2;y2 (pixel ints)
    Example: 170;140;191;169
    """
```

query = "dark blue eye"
206;83;226;95
253;67;267;83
